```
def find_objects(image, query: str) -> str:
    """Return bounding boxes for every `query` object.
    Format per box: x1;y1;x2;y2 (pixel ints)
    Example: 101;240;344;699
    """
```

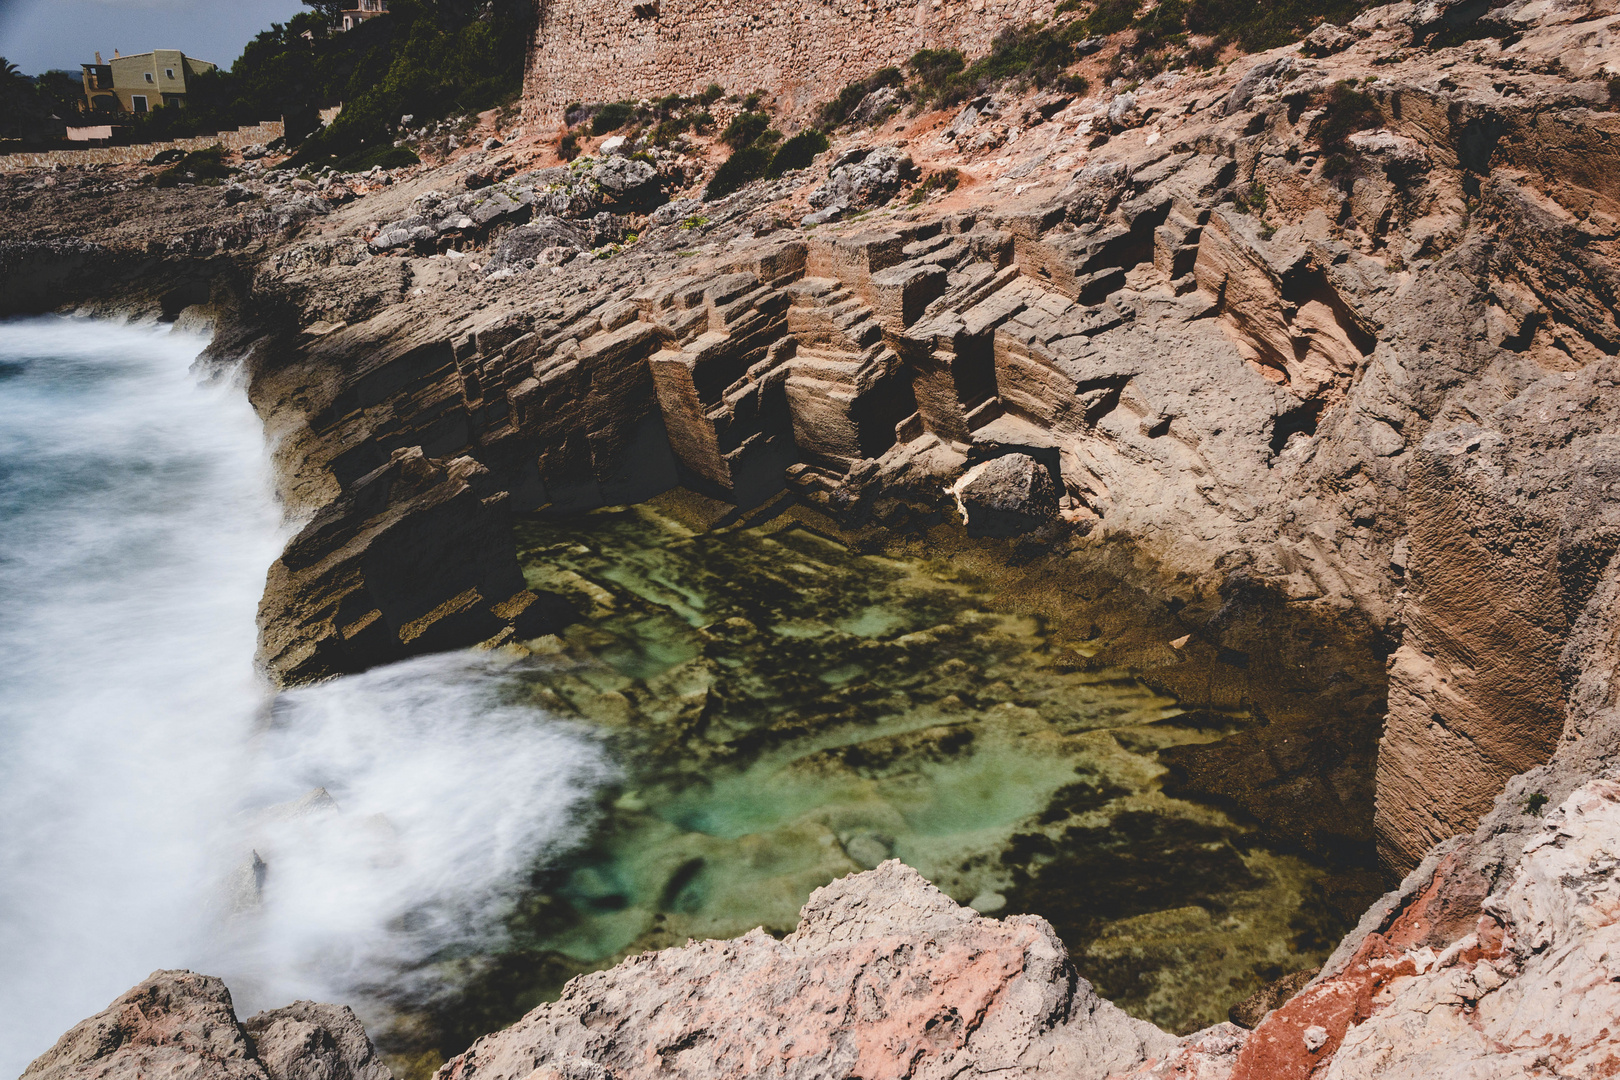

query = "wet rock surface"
255;446;569;686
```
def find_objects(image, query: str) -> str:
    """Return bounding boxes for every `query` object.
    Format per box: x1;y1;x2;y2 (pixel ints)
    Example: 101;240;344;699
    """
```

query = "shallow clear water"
0;319;606;1074
391;500;1358;1050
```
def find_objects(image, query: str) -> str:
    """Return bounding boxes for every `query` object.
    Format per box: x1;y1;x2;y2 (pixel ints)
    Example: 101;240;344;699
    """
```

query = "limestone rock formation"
1196;776;1620;1079
22;971;391;1080
6;0;1620;1071
809;147;918;214
255;445;569;686
437;861;1175;1080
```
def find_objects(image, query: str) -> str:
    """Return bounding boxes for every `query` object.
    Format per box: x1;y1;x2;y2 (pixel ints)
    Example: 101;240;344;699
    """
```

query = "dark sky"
0;0;308;75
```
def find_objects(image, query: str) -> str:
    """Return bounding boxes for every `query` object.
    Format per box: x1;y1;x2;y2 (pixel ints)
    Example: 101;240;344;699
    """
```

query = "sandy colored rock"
243;1002;394;1080
22;971;266;1080
22;972;393;1080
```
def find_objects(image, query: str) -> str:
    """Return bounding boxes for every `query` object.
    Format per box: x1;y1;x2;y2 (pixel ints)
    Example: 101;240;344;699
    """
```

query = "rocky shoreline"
7;0;1620;1073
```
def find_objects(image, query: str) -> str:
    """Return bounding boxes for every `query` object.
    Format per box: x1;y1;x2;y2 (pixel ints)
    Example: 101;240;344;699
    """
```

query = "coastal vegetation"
2;0;531;165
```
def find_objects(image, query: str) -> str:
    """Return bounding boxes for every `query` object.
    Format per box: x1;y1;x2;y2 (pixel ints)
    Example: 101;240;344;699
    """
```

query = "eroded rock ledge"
5;0;1620;1073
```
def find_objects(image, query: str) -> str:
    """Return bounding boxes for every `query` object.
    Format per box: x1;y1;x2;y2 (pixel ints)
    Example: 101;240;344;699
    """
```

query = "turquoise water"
398;497;1362;1058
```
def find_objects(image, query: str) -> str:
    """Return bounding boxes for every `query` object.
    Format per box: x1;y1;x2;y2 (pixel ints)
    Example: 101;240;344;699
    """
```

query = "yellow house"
81;50;217;114
340;0;390;32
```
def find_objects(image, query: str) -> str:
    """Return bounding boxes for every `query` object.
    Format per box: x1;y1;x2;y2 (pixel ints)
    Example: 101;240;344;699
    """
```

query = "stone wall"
0;121;284;172
523;0;1056;128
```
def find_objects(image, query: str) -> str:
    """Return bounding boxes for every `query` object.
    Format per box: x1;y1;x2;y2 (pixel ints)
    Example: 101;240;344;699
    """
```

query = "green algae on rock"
397;496;1369;1054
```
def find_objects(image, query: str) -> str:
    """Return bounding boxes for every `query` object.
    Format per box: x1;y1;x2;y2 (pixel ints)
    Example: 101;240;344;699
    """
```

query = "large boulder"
23;971;265;1080
950;453;1061;537
482;215;589;273
808;147;917;210
590;155;663;211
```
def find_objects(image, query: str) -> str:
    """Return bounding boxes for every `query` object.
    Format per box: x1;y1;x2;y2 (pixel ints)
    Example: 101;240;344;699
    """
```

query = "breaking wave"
0;317;608;1073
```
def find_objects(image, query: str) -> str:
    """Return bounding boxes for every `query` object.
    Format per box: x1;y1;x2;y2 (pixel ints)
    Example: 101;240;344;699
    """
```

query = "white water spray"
0;318;608;1073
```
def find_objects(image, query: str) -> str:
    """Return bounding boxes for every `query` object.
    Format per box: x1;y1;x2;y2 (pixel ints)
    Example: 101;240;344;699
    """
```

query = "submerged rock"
440;861;1175;1080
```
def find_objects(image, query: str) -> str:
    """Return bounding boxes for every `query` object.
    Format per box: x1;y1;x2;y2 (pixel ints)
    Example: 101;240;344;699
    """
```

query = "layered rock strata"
5;0;1620;1072
2;0;1613;849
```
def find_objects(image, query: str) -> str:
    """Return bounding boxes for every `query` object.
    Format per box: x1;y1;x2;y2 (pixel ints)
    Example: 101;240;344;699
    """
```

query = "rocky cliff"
5;0;1620;1072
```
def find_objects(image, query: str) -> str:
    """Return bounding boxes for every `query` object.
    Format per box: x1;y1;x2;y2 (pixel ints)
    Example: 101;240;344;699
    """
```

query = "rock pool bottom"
399;496;1374;1062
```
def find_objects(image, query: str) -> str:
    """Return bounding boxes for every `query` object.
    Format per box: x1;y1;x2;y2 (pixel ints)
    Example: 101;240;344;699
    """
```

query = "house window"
131;95;148;113
166;68;175;79
145;72;155;82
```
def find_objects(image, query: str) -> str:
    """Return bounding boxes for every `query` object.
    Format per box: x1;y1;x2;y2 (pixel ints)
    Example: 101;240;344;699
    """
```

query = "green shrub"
558;130;580;160
816;63;914;129
154;145;232;187
767;129;829;175
1312;80;1382;149
1524;792;1549;815
910;22;1094;107
743;91;764;110
652;115;691;144
282;1;537;168
907;167;961;204
819;83;867;127
868;66;906;91
1185;40;1220;68
1184;0;1367;54
1082;0;1142;36
590;100;637;135
700;83;725;104
1047;0;1371;60
1130;0;1186;45
336;144;419;171
956;22;1088;100
906;48;966;101
704;142;774;199
690;110;715;132
721;110;771;148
